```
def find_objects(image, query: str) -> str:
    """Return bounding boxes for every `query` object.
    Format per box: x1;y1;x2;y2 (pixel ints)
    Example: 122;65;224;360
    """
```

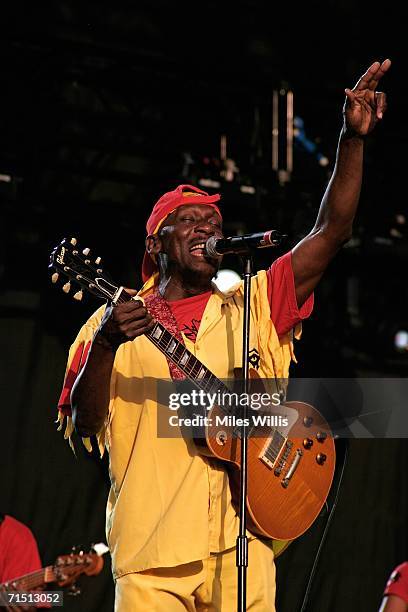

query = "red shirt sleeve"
0;515;42;583
57;341;91;416
266;251;314;337
384;562;408;603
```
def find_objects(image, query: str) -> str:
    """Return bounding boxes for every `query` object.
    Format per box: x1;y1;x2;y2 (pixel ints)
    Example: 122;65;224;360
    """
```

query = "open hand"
343;59;391;136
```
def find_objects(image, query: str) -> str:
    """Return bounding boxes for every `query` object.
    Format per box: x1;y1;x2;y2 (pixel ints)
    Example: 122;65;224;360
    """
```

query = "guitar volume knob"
303;416;313;428
303;438;313;449
316;453;327;465
316;431;327;442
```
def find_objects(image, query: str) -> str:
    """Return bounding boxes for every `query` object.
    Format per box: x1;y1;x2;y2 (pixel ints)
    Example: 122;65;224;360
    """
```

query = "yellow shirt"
59;270;298;578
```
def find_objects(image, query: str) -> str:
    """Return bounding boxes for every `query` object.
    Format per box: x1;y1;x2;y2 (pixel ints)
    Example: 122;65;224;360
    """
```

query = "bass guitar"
0;543;108;595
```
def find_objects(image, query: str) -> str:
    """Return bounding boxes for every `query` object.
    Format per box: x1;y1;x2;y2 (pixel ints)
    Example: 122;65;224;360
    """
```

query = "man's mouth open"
189;242;207;257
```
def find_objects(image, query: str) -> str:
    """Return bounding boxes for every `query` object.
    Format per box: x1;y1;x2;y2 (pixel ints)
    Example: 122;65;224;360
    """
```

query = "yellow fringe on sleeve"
56;304;109;457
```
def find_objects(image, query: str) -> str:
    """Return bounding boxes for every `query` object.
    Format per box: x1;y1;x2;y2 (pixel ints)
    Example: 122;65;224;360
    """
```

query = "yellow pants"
114;539;275;612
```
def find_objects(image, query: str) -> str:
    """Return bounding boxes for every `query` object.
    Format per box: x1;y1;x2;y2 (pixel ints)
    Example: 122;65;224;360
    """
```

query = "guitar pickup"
259;430;288;469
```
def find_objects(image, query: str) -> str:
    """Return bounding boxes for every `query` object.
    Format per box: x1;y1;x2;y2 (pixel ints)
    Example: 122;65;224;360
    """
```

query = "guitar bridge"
281;449;303;488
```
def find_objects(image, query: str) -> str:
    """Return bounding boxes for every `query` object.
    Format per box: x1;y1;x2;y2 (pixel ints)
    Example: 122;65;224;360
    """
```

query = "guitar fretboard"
2;566;53;590
117;290;231;400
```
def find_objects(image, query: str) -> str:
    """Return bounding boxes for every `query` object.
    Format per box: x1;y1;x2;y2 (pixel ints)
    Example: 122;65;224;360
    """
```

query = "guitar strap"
144;290;286;400
144;291;186;381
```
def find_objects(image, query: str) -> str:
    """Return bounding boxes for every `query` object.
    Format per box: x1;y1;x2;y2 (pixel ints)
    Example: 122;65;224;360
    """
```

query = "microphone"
205;230;286;258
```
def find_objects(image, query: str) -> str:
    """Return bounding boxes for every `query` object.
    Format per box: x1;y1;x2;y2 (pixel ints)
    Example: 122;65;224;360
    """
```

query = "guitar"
0;543;108;593
49;237;336;542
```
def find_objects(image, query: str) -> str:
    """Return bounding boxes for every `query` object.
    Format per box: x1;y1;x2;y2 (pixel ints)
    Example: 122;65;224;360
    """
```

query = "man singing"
57;60;390;611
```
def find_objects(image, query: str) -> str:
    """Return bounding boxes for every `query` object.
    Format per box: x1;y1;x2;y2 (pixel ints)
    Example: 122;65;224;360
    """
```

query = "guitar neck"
2;566;55;590
49;241;229;397
117;289;229;396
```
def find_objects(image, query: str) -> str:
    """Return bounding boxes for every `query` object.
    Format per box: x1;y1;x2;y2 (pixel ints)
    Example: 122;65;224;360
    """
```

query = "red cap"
142;184;222;283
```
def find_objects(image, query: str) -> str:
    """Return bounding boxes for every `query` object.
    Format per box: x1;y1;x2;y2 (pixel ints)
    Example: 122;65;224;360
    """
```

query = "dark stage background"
1;2;408;611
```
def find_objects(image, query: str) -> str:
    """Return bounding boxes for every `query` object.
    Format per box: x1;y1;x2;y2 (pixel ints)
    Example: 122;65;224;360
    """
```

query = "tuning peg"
67;584;81;597
82;248;90;256
51;272;59;283
73;290;83;301
70;238;77;246
71;544;83;553
62;282;71;293
95;257;101;265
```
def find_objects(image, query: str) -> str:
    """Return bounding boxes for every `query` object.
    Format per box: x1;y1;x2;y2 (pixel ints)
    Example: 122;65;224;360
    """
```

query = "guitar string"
115;291;230;399
5;557;94;590
115;291;284;437
5;568;46;589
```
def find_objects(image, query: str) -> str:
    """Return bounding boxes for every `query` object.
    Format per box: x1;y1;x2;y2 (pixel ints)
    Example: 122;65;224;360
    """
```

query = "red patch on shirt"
57;341;91;416
167;291;212;343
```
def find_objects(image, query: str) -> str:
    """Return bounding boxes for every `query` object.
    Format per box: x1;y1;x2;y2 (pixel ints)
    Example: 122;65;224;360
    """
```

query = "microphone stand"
236;253;253;612
231;232;285;611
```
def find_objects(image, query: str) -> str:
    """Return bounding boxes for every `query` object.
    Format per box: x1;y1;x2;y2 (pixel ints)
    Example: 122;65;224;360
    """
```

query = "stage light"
294;115;329;168
240;185;256;194
377;320;408;368
198;178;221;189
394;330;408;353
318;155;329;167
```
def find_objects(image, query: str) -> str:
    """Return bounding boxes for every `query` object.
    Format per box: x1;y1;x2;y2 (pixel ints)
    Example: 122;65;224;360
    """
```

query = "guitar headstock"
53;544;108;586
49;237;119;303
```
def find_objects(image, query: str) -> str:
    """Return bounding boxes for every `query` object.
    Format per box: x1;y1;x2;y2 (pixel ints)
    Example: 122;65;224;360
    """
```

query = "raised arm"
292;59;391;307
71;298;155;437
379;594;408;612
